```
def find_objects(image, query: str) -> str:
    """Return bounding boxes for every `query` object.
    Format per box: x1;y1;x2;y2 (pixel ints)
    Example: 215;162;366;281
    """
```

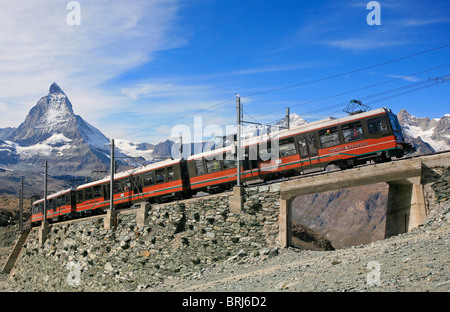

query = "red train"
28;107;413;226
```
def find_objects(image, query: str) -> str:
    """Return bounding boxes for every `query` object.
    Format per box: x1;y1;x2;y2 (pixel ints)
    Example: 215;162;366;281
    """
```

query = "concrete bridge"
276;152;450;247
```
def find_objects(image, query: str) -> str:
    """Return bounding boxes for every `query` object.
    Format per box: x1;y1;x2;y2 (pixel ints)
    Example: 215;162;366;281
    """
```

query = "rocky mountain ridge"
398;109;450;153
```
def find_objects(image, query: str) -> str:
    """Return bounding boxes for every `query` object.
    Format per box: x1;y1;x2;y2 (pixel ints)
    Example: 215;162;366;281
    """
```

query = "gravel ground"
149;203;450;293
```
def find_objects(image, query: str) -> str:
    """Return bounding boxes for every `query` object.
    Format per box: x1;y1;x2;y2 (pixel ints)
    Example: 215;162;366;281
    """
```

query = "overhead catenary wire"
112;44;450;142
240;43;450;98
249;63;450;121
262;75;449;125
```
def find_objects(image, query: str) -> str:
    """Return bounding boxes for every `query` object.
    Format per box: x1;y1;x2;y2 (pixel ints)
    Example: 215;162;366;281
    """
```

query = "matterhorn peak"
49;82;65;95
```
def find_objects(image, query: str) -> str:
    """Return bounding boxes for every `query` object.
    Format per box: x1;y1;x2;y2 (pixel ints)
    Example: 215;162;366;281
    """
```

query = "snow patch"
115;139;155;160
404;125;450;152
10;134;73;158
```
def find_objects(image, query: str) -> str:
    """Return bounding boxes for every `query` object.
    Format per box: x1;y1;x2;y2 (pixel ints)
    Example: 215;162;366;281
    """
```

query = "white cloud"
385;74;421;82
323;38;408;51
400;17;450;27
120;83;211;100
0;0;183;128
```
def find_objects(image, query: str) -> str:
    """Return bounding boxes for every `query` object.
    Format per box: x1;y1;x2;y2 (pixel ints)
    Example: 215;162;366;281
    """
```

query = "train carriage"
72;158;190;217
30;188;75;225
187;107;412;193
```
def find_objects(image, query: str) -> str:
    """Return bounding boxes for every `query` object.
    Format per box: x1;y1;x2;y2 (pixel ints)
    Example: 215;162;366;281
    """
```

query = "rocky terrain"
2;201;447;293
147;202;450;292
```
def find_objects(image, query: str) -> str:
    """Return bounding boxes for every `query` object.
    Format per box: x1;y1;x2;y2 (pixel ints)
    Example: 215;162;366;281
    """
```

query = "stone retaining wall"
6;185;281;291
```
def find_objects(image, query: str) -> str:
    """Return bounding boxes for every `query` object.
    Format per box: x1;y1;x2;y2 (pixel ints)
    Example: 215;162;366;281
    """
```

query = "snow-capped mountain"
275;113;308;129
0;83;114;175
397;109;450;153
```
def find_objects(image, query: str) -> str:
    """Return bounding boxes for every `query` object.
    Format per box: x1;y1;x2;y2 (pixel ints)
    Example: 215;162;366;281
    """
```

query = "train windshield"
388;113;404;140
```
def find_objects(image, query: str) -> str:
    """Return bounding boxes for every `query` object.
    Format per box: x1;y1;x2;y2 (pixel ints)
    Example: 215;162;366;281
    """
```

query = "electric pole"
110;138;115;211
286;107;290;130
236;95;242;187
19;178;23;232
44;161;48;223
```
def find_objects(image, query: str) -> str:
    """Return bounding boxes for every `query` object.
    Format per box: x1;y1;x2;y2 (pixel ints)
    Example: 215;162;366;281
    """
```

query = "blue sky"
0;0;449;143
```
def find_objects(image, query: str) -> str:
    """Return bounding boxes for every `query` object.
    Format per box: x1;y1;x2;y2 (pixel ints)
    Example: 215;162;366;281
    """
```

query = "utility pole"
104;138;117;230
110;138;115;212
19;178;23;232
236;95;242;187
286;107;290;130
39;162;50;245
44;161;47;223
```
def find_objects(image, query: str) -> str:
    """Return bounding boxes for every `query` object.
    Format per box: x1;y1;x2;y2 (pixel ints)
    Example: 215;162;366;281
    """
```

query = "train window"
319;127;340;148
307;134;318;156
342;121;364;143
167;167;175;181
279;138;297;157
155;169;166;183
123;179;132;191
113;181;122;194
93;185;102;198
77;191;84;203
85;187;93;200
143;171;154;186
206;158;221;173
223;157;237;169
297;137;308;158
368;116;388;134
195;159;205;175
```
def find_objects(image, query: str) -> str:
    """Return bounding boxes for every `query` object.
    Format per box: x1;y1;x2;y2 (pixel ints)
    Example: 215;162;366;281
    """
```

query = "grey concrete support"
39;221;50;246
2;231;30;274
229;186;244;213
279;196;294;248
136;202;151;227
104;209;117;230
385;177;426;238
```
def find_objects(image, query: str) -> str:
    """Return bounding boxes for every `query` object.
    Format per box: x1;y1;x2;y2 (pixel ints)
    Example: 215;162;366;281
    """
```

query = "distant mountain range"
398;108;450;153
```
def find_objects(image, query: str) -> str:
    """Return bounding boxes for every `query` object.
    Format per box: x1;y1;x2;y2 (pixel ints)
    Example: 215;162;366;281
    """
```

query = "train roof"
76;158;181;190
32;188;74;205
187;107;390;160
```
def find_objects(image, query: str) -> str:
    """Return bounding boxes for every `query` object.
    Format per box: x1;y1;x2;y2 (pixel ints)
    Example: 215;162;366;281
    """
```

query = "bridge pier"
385;177;426;238
39;221;50;246
279;197;293;248
136;202;151;227
229;186;244;213
104;209;117;230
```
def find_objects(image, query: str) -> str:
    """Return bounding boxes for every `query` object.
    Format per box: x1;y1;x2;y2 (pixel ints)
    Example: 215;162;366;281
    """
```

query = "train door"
242;146;259;177
297;133;320;173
